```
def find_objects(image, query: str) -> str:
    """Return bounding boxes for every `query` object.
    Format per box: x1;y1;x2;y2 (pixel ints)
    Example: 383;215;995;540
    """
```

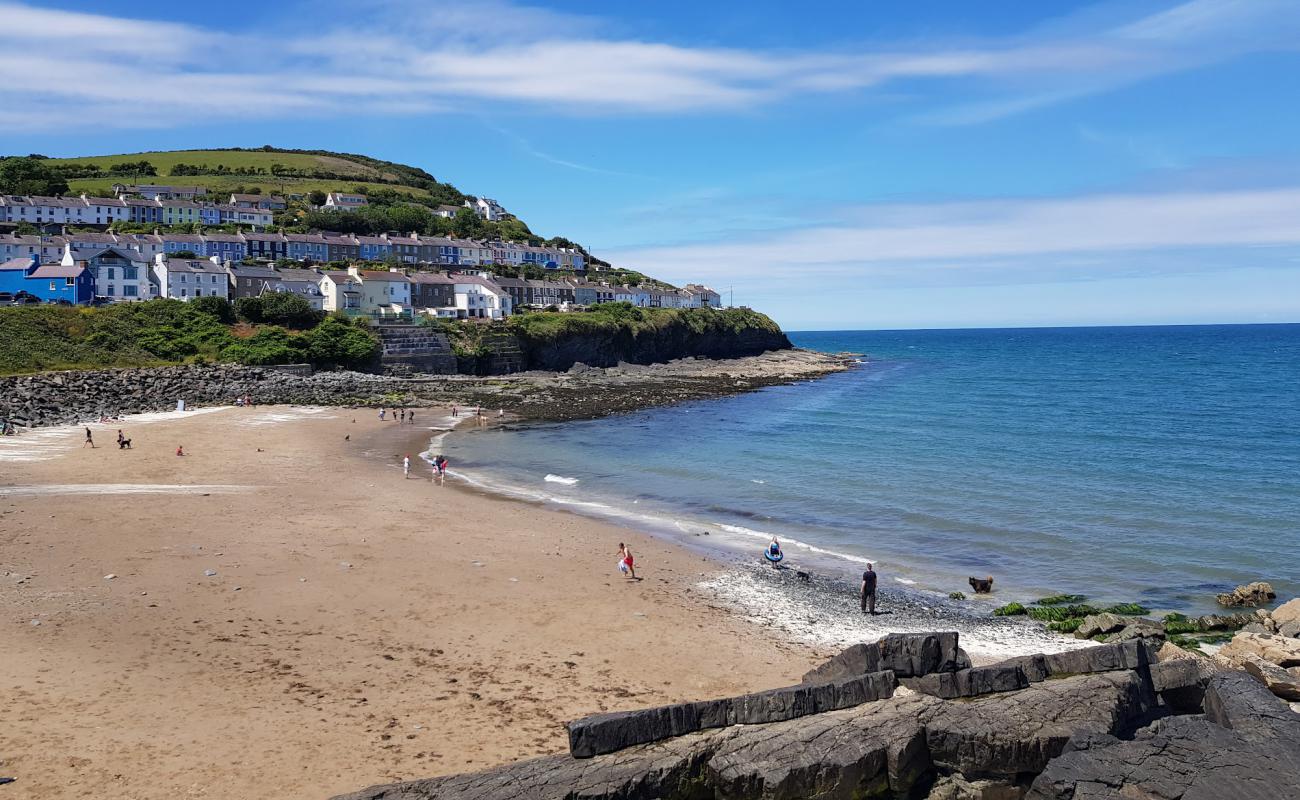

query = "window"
66;277;75;286
123;267;137;280
195;289;202;297
181;288;188;297
107;285;115;296
107;267;115;280
50;281;57;290
124;285;137;297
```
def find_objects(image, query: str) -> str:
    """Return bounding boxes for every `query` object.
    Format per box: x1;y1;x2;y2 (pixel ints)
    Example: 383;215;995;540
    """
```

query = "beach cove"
1;405;828;799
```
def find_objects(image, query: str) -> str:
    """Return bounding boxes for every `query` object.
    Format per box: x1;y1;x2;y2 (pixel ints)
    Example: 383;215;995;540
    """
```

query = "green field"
66;175;430;199
50;150;393;180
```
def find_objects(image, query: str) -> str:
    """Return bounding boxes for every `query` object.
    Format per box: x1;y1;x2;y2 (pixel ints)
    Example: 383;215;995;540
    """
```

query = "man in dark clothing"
861;563;878;614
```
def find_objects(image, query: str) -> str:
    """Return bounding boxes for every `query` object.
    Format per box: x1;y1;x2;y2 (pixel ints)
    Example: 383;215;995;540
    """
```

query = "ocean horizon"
444;322;1300;616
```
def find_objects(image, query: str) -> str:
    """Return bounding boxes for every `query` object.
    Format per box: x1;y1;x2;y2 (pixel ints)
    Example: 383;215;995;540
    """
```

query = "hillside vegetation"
0;301;379;375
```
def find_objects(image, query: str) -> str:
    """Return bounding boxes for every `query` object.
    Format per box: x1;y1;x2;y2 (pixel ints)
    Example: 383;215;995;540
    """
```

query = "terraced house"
60;244;152;302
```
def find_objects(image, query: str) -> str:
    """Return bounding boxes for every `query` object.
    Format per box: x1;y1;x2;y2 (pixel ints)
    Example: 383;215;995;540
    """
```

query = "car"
0;292;13;303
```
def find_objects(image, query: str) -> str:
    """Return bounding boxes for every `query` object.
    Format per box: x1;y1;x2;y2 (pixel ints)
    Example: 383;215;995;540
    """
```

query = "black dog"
118;438;132;450
969;575;994;594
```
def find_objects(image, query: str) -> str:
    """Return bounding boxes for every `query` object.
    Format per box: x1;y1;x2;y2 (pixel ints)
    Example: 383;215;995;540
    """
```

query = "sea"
442;324;1300;617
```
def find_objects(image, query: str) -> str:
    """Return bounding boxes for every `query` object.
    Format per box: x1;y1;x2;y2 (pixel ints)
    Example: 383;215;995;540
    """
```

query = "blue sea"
444;325;1300;615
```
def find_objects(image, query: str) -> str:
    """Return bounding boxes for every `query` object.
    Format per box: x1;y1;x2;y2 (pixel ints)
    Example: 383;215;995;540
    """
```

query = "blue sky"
3;0;1300;329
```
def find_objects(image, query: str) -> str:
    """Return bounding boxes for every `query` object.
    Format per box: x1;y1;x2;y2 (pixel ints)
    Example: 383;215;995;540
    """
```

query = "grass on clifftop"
0;301;378;374
505;303;784;344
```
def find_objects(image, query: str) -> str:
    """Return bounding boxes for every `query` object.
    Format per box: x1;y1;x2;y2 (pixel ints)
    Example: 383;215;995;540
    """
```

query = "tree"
170;250;199;259
307;190;327;206
0;156;70;195
258;291;323;328
221;326;305;365
234;296;264;323
453;207;483;238
190;295;235;324
303;317;379;369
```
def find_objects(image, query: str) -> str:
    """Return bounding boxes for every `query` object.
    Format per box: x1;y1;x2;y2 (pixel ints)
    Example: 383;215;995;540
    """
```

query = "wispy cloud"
0;0;1296;131
607;187;1300;287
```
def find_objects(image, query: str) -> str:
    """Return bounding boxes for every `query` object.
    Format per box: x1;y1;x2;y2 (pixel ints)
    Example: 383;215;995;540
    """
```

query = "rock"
203;569;217;577
1149;659;1207;714
1217;631;1300;669
567;670;897;758
803;632;964;683
1202;670;1300;744
1279;619;1300;638
992;654;1050;683
1028;714;1300;800
1272;597;1300;627
923;671;1153;778
1216;581;1276;607
1073;613;1130;639
1242;654;1300;702
1041;640;1156;677
1192;611;1258;631
1107;619;1166;642
103;573;116;580
908;665;1029;700
927;773;1026;800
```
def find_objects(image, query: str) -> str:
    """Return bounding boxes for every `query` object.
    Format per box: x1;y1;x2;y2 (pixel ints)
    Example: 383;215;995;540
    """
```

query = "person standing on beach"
408;411;415;425
403;455;411;479
399;409;406;423
83;427;94;448
379;408;386;421
618;543;637;580
861;563;878;615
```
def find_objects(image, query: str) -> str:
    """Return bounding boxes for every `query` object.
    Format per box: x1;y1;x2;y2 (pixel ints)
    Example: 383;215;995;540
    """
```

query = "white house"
151;254;231;301
318;271;364;313
614;285;652;307
324;192;368;211
464;197;507;221
684;284;722;308
452;275;512;319
349;267;411;311
260;277;325;311
61;244;152;302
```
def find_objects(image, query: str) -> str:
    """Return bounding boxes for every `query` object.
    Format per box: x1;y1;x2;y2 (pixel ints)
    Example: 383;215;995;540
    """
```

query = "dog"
796;571;811;583
969;575;994;594
117;438;132;450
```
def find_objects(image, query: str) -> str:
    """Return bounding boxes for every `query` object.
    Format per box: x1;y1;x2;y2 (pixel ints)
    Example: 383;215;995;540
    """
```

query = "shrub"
221;326;305;365
259;291;323;328
234;296;264;323
303;316;379;369
190;295;235;324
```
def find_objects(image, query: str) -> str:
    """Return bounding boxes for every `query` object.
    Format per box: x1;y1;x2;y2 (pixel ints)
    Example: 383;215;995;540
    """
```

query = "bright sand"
0;406;823;799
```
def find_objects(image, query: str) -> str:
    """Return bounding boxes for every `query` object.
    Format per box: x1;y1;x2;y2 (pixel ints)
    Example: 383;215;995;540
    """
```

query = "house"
454;239;494;267
260;276;324;310
151;254;231;301
614;285;652;307
161;233;206;255
0;255;95;304
348;267;411;310
433;204;461;218
61;244;151;302
323;234;359;263
159;200;204;227
684;284;722;308
324;192;367;210
242;232;288;261
284;233;329;263
227;263;281;300
527;279;575;308
382;233;421;264
124;198;164;224
572;281;615;306
491;276;530;309
113;185;207;200
0;195;128;228
408;271;457;311
450;275;511;319
353;235;391;262
464;197;507;221
201;233;247;262
318;271;364;313
230;193;286;210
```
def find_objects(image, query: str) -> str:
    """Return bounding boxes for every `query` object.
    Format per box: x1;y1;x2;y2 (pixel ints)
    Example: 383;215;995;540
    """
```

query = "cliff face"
497;307;792;373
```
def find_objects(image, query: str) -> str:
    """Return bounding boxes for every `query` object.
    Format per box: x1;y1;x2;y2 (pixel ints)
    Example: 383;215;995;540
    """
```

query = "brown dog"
969;576;994;594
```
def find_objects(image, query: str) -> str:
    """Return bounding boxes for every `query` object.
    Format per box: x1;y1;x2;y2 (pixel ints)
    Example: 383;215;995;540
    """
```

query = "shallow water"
444;324;1300;615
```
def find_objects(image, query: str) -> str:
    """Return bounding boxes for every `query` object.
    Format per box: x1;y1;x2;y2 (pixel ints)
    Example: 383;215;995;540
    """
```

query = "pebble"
203;569;217;577
339;562;352;569
233;586;242;592
29;619;40;626
103;574;116;580
509;577;519;582
299;577;307;583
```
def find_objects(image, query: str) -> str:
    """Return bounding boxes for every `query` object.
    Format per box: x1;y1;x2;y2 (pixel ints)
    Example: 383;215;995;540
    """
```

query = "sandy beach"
0;406;824;799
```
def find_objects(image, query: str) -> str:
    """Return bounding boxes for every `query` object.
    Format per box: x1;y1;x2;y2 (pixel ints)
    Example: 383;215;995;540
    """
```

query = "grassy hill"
36;146;465;205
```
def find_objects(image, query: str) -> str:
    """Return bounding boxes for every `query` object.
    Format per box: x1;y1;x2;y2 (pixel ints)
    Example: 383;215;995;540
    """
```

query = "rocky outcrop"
1241;655;1300;701
567;670;897;758
1217;581;1277;607
907;664;1028;700
1218;631;1300;669
802;631;967;683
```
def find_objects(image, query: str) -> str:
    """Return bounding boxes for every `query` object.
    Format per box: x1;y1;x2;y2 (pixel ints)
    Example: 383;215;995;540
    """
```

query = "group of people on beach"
378;408;417;424
763;536;881;614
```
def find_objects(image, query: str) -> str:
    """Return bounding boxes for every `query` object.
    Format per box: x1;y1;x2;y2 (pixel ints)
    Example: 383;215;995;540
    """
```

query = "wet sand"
0;406;823;799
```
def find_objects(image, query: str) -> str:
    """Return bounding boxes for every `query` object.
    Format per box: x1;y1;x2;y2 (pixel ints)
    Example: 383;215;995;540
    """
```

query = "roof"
274;269;322;282
319;271;360;284
357;270;410;282
263;281;322;296
408;272;456;285
161;258;226;274
30;265;87;278
228;264;280;278
0;257;35;270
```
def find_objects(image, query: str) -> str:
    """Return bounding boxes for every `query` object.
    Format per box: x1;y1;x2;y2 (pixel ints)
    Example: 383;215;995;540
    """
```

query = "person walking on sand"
861;562;878;615
403;454;411;479
399;409;406;423
452;405;458;418
618;543;637;580
379;407;386;421
83;427;94;448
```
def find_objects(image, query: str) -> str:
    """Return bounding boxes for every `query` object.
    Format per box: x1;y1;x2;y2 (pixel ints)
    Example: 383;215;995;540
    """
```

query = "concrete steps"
375;324;457;374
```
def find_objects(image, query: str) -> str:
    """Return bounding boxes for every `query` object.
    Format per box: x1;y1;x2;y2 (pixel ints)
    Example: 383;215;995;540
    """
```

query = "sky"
3;0;1300;330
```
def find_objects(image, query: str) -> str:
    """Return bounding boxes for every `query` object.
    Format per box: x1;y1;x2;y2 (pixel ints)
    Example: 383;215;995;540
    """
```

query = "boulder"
567;670;897;757
1192;611;1259;631
1073;613;1130;639
1028;714;1300;800
993;654;1050;683
926;773;1026;800
1242;654;1300;702
802;632;963;684
1217;631;1300;669
1272;597;1300;627
1149;658;1207;714
922;671;1153;779
908;665;1029;700
705;693;939;799
1106;619;1165;642
1216;581;1276;607
1202;670;1300;744
1279;619;1300;638
1041;640;1156;677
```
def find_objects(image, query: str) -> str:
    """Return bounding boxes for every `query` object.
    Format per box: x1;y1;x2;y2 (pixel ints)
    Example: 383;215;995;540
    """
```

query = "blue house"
0;255;95;303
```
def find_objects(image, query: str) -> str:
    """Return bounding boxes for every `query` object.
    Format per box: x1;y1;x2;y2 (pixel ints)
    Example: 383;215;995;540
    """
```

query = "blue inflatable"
764;543;784;563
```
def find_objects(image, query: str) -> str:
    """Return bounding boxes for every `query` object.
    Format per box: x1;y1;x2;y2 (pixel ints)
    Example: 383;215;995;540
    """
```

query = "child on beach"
379;408;386;421
83;427;94;448
403;455;411;479
618;543;637;580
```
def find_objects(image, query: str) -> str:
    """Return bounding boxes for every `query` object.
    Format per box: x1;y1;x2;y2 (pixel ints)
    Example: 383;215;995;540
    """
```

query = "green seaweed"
948;592;966;600
1104;603;1151;616
993;602;1027;616
1047;618;1085;633
1027;604;1100;621
1163;612;1189;623
1035;594;1088;606
1163;620;1201;635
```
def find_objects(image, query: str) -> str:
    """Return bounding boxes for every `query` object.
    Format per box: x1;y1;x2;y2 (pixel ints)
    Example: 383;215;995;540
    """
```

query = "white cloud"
0;0;1296;131
607;187;1300;287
